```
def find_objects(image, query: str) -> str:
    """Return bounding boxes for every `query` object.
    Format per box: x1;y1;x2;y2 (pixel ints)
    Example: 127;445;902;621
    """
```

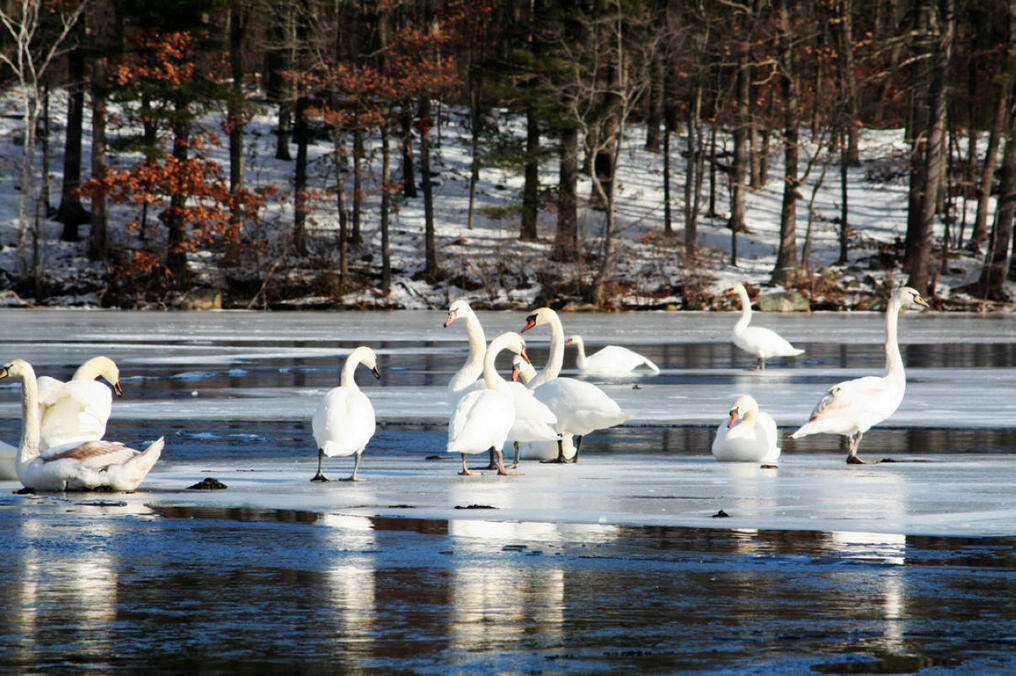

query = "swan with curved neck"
444;299;487;400
0;359;162;492
447;332;530;476
711;394;780;463
726;283;804;370
790;286;929;464
567;335;660;376
37;355;123;453
521;308;631;463
312;346;381;481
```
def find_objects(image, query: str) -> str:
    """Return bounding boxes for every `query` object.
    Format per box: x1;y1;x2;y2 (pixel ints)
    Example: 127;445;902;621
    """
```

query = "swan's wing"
39;380;113;451
741;326;803;357
45;440;140;472
447;389;514;450
507;382;557;425
313;387;376;456
36;376;68;407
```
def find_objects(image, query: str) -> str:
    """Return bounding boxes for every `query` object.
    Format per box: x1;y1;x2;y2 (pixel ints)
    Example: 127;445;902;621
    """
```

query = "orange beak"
113;380;123;397
726;410;739;428
511;364;520;382
521;315;537;333
520;348;531;364
443;311;457;328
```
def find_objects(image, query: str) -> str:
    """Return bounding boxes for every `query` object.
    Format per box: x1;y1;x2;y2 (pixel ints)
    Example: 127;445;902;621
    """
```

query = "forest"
1;0;1014;310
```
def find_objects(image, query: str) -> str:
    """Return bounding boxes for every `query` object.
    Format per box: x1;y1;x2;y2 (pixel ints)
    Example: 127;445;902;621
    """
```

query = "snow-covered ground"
1;89;1010;309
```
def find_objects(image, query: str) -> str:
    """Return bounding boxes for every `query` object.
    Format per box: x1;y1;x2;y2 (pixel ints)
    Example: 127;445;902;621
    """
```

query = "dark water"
1;501;1014;673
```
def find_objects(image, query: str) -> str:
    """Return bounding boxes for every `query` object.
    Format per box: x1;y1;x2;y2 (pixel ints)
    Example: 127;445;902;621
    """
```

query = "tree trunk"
165;118;190;285
729;46;750;265
907;0;954;295
57;36;88;240
971;127;1016;300
467;85;480;230
683;82;703;259
381;123;392;292
521;102;539;241
840;0;860;165
226;3;247;261
293;96;309;256
419;98;437;277
969;75;1011;252
773;0;799;279
644;50;663;153
352;129;364;244
400;104;417;198
552;124;579;262
88;0;113;263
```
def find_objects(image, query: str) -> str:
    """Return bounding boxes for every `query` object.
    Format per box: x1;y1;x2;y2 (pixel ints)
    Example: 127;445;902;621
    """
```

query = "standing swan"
522;308;631;463
791;286;929;464
311;346;381;482
711;394;781;463
444;299;487;401
567;335;660;376
37;356;123;452
0;360;163;492
726;283;804;370
447;332;530;476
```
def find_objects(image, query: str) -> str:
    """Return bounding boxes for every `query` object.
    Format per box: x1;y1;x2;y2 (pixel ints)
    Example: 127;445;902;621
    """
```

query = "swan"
567;334;660;376
446;332;529;476
504;359;560;467
522;308;631;463
0;359;163;492
726;283;804;370
311;346;381;481
37;356;123;452
711;394;781;463
444;299;487;401
0;440;17;479
790;286;929;464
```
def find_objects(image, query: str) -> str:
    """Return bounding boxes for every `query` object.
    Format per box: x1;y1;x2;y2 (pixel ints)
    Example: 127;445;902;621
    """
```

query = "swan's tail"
108;437;164;492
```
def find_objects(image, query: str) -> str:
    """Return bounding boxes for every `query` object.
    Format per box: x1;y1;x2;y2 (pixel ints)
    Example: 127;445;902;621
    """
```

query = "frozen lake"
1;308;1015;672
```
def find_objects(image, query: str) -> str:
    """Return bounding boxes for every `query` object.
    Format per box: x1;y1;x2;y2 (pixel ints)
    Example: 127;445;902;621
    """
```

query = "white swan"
567;334;660;376
444;299;487;401
311;346;381;481
0;439;17;480
446;332;528;476
504;361;560;468
522;308;631;463
711;394;781;463
0;359;163;492
790;286;929;464
37;356;122;452
726;283;804;370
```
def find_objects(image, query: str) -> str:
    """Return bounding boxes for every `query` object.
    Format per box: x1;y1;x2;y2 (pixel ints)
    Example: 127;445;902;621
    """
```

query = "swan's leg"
484;447;498;470
508;440;520;469
341;451;363;482
754;357;765;371
496;449;522;476
459;452;480;476
310;449;330;482
845;432;868;464
541;437;568;463
570;435;584;463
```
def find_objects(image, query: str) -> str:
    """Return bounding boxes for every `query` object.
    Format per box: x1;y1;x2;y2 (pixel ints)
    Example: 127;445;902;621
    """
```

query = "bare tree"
0;0;86;282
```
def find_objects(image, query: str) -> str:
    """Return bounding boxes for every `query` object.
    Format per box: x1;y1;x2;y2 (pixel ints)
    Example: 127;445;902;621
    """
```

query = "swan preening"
567;335;660;376
38;355;123;452
0;359;162;492
522;308;631;463
726;283;804;370
446;332;530;476
711;394;781;463
312;346;381;481
791;286;929;464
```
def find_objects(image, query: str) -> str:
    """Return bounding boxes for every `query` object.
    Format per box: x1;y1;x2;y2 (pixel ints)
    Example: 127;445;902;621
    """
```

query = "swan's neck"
341;348;370;389
73;357;106;381
884;300;904;381
450;313;486;390
572;337;587;369
16;369;41;466
482;343;509;393
542;314;566;381
734;287;752;331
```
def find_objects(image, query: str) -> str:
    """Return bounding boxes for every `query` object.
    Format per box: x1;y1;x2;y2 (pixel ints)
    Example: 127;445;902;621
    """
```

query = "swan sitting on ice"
522;308;631;463
37;356;123;452
311;346;381;481
447;332;530;476
0;359;163;492
566;335;660;376
791;286;929;464
726;283;804;370
711;395;780;463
